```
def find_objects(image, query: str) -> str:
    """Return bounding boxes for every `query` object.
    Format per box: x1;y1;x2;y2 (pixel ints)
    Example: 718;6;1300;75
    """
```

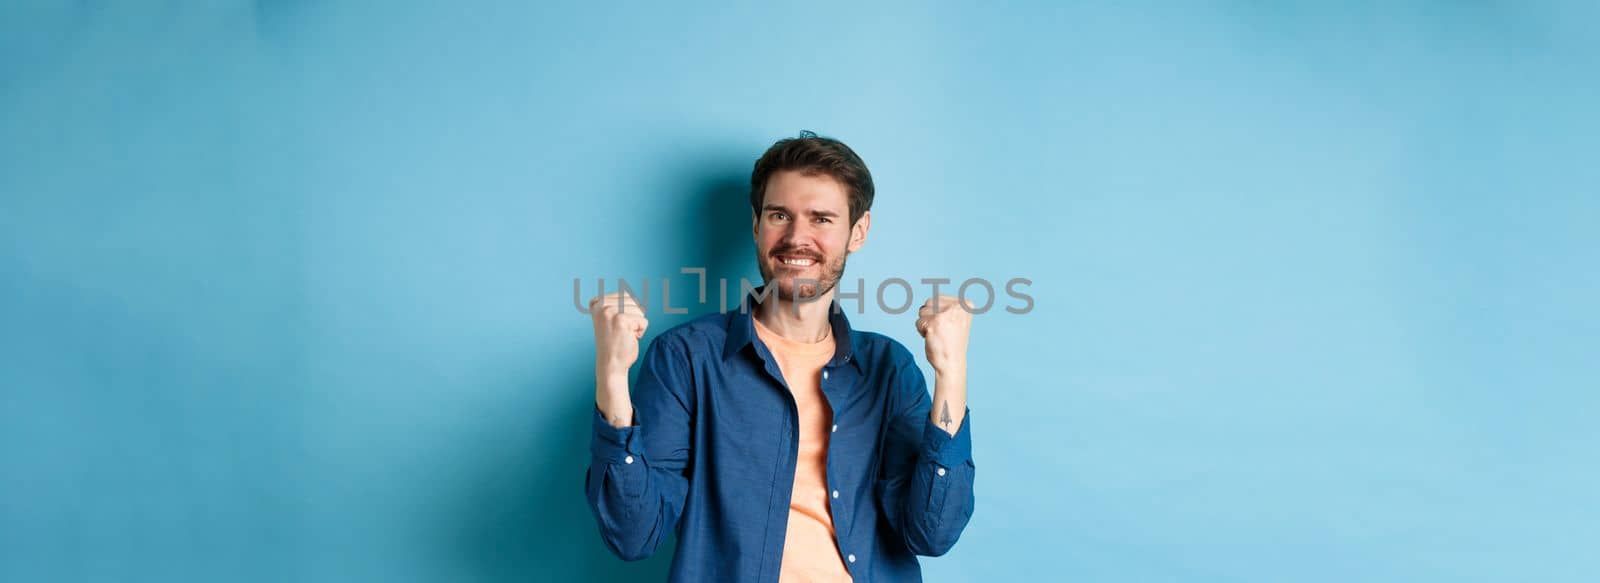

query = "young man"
584;131;976;582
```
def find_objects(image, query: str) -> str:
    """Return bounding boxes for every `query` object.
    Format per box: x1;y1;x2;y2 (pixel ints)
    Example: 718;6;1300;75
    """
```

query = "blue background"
3;2;1598;581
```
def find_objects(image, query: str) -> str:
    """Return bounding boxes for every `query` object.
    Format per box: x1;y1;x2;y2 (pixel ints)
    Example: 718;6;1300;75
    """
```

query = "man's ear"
752;209;760;240
847;211;871;253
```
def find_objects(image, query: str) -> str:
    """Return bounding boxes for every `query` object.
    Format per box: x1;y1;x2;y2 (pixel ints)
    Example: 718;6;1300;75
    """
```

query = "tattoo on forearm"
939;400;952;429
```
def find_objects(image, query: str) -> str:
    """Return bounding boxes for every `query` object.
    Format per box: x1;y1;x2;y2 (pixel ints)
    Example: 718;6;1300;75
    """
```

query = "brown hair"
749;130;875;226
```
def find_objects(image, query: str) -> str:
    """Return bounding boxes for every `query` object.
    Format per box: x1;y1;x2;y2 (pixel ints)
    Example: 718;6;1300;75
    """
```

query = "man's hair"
749;130;875;226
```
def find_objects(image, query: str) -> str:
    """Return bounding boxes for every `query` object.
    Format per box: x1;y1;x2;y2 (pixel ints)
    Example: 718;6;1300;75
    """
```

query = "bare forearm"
917;294;972;437
930;364;967;437
596;367;633;428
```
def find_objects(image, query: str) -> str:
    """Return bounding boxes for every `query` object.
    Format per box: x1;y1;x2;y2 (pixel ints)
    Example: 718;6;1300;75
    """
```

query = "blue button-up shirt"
585;297;976;582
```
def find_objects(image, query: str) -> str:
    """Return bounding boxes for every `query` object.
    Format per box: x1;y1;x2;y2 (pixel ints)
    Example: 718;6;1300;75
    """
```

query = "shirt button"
822;370;829;380
936;467;946;477
831;424;838;433
847;554;856;563
832;490;840;499
624;455;634;464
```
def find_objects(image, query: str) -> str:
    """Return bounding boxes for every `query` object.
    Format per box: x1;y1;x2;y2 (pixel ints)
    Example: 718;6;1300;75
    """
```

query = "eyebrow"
762;204;840;218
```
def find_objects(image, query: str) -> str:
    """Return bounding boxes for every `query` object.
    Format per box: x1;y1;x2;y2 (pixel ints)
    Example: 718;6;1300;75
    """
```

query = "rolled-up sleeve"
875;354;976;557
583;334;694;561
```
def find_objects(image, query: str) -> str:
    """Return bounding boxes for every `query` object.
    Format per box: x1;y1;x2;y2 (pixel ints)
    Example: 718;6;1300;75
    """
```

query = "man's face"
754;170;870;301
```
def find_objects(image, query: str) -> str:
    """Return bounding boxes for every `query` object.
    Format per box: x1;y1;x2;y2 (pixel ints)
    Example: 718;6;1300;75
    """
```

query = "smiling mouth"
774;255;819;268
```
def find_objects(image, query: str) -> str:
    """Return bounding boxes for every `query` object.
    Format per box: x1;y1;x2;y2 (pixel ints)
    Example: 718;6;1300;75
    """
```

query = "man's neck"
754;289;835;343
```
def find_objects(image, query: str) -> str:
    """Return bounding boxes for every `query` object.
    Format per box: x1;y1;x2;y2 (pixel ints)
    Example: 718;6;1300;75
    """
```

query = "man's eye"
770;212;788;221
815;217;832;224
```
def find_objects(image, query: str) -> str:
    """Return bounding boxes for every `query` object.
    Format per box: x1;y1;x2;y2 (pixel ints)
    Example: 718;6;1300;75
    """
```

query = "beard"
758;246;849;303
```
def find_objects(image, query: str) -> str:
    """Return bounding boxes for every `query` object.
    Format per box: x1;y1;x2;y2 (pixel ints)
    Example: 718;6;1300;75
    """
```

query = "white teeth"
780;257;815;266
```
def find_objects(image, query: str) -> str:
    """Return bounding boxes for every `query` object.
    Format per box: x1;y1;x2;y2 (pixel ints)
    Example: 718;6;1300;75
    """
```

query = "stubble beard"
758;250;849;304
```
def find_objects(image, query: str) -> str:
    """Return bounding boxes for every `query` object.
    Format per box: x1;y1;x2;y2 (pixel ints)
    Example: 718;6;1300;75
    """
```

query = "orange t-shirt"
754;317;853;583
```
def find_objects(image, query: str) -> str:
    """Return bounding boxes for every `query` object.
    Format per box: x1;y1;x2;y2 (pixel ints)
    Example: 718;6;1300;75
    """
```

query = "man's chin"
756;264;842;302
773;278;829;302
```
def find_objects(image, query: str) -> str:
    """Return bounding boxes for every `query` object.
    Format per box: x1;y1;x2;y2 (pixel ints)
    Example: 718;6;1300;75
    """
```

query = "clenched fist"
915;295;972;375
590;291;650;376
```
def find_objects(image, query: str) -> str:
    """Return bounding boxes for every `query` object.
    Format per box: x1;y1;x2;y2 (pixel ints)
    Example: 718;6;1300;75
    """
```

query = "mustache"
770;247;823;261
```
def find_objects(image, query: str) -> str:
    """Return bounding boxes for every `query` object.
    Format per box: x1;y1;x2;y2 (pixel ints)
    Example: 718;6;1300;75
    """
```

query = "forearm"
585;405;681;561
596;367;633;428
891;375;976;557
930;363;967;437
586;356;692;561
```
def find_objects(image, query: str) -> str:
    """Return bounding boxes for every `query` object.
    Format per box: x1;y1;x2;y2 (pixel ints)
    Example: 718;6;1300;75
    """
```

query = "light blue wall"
3;2;1597;581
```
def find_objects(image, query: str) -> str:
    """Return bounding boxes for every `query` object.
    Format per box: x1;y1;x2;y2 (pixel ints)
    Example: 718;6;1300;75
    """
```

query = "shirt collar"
723;285;860;372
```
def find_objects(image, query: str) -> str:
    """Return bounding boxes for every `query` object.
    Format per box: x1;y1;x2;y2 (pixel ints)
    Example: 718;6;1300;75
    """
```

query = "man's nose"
778;223;810;245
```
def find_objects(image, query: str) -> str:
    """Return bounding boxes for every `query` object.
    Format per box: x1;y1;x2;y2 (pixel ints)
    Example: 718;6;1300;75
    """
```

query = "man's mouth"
774;254;819;268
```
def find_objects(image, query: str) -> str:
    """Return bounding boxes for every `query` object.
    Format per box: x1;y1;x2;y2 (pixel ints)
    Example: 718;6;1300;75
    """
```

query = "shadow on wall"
443;154;756;581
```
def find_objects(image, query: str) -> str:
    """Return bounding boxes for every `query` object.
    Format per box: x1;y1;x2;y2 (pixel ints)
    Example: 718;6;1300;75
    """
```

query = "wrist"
594;370;633;428
596;358;630;379
932;360;967;378
595;362;629;393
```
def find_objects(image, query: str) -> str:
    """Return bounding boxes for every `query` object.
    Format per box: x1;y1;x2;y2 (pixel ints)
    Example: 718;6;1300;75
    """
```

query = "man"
584;131;976;582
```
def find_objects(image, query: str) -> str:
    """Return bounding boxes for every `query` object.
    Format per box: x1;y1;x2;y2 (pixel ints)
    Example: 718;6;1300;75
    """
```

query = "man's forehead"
765;171;849;209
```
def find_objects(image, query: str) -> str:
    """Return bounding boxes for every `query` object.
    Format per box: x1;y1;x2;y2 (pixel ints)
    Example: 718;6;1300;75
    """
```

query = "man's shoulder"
648;311;733;355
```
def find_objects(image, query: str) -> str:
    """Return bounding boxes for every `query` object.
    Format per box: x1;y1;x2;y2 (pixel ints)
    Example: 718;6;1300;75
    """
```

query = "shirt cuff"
920;407;973;468
591;405;643;462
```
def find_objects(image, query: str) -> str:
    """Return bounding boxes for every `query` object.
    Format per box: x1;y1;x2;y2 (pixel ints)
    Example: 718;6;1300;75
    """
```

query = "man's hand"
591;291;649;374
591;291;648;427
915;295;972;375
